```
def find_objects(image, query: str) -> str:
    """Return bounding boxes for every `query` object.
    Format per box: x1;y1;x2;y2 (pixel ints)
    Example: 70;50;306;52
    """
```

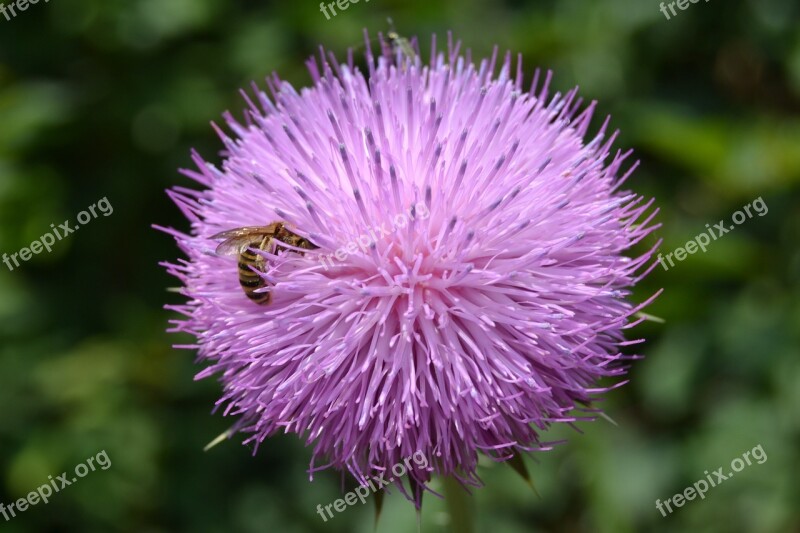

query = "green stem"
443;476;475;533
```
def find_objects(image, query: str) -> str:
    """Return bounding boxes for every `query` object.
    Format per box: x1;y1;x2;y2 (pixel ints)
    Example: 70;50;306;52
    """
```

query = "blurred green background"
1;0;798;532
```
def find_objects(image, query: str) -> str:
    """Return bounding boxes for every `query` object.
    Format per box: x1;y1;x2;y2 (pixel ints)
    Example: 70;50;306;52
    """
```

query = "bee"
212;222;318;305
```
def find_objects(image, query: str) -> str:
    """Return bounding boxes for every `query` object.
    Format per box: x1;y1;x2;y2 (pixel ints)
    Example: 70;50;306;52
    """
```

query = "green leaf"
507;452;540;498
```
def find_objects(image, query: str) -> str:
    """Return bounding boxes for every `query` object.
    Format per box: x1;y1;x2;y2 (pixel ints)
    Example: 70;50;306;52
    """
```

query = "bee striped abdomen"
237;239;270;303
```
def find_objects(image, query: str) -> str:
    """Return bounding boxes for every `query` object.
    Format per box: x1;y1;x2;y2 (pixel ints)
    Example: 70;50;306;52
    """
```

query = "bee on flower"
160;31;660;509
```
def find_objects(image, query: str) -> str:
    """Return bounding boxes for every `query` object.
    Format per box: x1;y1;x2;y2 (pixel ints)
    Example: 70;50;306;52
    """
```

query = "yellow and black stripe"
238;237;270;304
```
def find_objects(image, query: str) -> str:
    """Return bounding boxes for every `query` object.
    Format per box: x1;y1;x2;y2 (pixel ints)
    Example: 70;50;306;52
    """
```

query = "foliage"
0;0;798;531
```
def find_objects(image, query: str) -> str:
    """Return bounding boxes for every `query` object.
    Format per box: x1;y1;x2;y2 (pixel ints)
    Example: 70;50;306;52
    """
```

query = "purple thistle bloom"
160;34;660;499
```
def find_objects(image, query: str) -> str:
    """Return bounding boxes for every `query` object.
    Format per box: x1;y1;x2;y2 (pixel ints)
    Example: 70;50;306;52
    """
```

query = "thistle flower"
160;34;660;502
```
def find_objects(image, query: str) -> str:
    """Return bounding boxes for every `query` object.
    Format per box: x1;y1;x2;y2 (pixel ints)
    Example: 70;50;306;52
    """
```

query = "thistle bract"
161;34;660;499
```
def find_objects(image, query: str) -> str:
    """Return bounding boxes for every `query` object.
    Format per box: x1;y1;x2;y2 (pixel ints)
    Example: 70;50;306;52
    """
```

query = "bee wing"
213;236;255;256
211;227;276;256
210;226;273;240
